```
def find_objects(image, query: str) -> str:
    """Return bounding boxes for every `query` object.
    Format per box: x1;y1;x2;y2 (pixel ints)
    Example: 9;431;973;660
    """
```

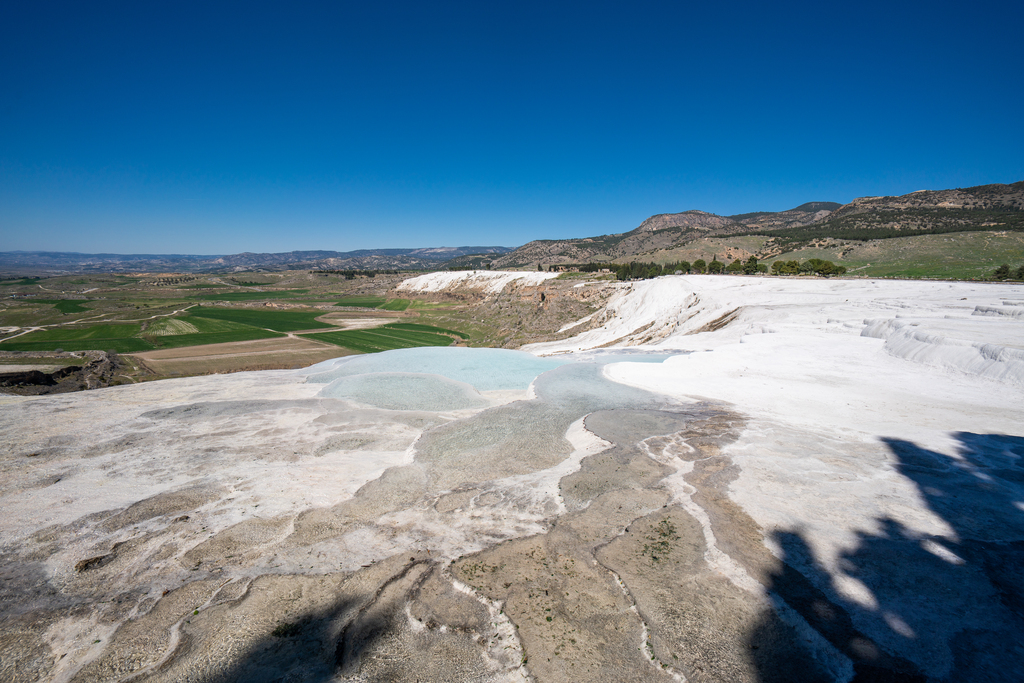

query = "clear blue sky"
2;0;1022;254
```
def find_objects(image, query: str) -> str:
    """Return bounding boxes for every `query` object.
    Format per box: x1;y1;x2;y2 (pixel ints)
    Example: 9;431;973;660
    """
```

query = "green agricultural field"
188;307;332;332
334;296;412;310
142;314;286;348
301;324;459;353
380;298;411;311
146;318;202;336
336;296;388;308
31;299;92;314
146;328;284;349
0;323;154;353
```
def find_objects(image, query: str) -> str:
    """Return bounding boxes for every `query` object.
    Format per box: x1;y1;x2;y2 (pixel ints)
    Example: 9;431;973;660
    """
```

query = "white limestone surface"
396;269;559;296
582;275;1024;678
2;274;1022;682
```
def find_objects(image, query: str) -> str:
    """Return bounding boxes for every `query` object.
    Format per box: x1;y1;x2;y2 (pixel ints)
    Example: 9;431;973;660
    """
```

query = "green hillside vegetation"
768;231;1024;279
301;323;459;353
991;263;1024;280
769;259;844;276
749;208;1024;249
227;278;280;286
628;236;771;266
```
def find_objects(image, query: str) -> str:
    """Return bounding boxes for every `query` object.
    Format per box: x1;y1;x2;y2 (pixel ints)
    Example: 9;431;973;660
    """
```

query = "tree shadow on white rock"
754;432;1024;682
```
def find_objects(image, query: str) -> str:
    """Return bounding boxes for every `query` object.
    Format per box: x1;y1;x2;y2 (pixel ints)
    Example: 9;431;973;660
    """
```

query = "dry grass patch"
130;336;353;375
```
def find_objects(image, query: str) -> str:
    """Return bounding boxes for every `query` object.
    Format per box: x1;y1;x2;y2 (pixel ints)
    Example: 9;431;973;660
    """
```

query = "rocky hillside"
493;201;844;267
634;210;737;233
494;181;1024;267
729;202;841;230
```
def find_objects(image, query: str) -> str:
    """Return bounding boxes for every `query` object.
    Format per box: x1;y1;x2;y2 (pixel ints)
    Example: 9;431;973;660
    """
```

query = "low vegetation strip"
195;290;308;301
335;296;387;308
384;323;470;339
301;326;456;353
334;297;411;310
188;307;332;332
0;338;155;353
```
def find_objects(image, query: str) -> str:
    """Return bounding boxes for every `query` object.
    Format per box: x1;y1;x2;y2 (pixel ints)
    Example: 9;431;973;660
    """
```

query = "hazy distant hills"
0;246;512;274
3;181;1022;275
494;181;1024;267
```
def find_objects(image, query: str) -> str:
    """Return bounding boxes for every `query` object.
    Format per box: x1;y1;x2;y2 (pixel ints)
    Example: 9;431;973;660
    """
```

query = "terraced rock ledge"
1;274;1022;682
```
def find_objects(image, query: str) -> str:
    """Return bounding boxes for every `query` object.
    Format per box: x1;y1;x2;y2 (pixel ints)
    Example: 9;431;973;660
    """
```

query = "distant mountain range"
3;181;1022;274
493;181;1024;267
0;246;513;274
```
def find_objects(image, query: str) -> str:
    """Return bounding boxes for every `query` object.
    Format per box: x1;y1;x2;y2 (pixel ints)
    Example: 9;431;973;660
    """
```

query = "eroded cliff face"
0;351;127;395
397;272;620;348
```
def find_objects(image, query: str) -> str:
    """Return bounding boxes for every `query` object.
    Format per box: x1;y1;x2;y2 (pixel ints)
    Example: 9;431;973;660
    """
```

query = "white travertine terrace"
1;273;1021;683
396;269;559;295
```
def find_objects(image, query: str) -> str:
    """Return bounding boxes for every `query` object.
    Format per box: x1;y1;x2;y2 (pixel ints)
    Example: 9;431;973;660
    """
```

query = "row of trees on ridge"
551;257;845;280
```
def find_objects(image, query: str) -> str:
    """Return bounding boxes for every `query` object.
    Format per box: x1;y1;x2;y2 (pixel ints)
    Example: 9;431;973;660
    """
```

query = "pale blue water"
306;347;574;392
317;372;489;412
303;346;705;497
307;346;686;414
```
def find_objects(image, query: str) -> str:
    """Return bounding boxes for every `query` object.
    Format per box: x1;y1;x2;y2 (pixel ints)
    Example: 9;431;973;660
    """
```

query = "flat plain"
0;273;481;380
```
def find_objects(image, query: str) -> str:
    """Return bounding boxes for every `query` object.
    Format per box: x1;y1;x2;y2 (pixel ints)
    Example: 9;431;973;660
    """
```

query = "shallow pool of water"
306;347;574;392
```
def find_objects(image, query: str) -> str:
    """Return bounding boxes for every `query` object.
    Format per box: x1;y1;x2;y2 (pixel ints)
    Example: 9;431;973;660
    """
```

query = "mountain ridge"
4;181;1022;275
493;181;1024;267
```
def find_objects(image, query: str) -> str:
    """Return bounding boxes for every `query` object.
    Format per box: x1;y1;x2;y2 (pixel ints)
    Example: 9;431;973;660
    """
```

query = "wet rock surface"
1;340;1022;681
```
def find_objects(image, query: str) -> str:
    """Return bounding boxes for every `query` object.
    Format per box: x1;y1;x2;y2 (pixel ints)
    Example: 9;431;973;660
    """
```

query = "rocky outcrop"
0;351;125;395
635;210;737;233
